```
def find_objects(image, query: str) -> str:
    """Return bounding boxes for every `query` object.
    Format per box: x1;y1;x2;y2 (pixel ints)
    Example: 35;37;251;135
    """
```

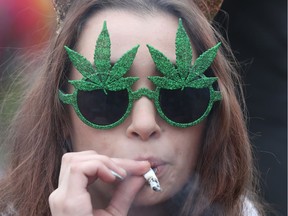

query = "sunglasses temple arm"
212;91;222;102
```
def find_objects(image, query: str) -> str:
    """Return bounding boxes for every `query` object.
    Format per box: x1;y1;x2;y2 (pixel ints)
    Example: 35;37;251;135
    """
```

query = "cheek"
159;128;204;200
68;108;122;155
174;124;205;172
174;139;199;173
69;109;88;145
69;109;99;151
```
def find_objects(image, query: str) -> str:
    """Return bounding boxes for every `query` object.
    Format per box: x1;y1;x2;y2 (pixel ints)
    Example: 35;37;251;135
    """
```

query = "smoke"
0;203;19;216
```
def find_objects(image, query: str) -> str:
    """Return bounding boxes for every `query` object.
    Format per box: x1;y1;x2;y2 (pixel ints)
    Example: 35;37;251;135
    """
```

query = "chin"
132;185;172;206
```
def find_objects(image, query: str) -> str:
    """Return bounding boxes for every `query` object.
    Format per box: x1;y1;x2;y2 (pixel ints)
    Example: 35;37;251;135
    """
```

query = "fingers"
58;151;127;188
112;158;150;176
58;152;150;188
49;150;151;216
104;175;146;216
49;151;128;216
100;160;150;216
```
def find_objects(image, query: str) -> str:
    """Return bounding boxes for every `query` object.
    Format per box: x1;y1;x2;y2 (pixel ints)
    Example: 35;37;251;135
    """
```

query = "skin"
49;9;206;216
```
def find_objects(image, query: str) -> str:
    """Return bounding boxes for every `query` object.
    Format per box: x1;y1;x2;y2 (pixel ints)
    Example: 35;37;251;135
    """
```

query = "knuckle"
49;189;64;209
86;150;97;154
61;152;74;164
49;190;78;214
97;155;112;164
69;163;83;174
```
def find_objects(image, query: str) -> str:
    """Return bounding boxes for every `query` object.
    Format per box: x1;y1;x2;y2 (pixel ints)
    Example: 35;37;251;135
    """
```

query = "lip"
134;156;168;177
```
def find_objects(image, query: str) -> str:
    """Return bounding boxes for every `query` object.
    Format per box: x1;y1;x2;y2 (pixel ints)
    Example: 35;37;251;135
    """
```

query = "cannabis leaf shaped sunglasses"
59;19;222;129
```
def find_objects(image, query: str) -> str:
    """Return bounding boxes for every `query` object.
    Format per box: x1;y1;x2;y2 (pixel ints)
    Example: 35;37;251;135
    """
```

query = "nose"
126;97;161;141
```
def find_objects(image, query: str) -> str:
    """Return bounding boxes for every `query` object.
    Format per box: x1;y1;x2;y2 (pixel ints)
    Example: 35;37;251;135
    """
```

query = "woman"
0;0;264;215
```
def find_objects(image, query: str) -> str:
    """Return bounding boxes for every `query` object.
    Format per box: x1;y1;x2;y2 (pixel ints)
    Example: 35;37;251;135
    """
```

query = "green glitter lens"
59;19;222;129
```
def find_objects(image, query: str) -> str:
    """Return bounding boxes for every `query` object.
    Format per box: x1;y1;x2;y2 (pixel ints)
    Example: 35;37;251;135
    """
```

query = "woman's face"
69;9;205;207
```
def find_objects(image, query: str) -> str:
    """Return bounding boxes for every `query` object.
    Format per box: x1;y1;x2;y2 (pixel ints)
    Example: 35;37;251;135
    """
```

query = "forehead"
76;9;178;63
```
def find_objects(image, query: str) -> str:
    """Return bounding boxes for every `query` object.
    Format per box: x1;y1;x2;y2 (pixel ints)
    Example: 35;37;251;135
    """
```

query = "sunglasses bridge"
130;88;156;101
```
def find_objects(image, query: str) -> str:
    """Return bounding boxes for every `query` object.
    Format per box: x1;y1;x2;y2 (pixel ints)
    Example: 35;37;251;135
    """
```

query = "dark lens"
77;89;129;126
159;88;210;124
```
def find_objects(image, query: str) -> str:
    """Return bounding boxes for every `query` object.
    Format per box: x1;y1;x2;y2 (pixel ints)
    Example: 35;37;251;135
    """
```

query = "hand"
49;150;150;216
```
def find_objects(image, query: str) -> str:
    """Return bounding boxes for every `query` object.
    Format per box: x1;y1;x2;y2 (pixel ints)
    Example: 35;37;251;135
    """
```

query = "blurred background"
0;0;287;215
0;0;55;179
0;0;54;138
216;1;287;215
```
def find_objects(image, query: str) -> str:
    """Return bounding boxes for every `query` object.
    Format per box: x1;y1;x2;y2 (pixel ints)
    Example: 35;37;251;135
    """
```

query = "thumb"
106;176;145;215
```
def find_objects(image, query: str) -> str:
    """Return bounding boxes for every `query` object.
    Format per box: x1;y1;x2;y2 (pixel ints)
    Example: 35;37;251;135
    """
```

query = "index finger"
111;158;151;176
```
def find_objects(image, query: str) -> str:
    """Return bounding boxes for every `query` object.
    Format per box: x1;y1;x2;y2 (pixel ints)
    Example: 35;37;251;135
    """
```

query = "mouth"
133;156;168;192
152;167;158;174
135;156;167;177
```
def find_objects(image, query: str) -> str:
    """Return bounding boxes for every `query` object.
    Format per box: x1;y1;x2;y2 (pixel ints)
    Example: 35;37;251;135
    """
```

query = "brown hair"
0;0;264;215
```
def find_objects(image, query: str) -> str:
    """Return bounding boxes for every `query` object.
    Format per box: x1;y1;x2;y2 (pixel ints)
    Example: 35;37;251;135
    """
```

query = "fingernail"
110;170;124;180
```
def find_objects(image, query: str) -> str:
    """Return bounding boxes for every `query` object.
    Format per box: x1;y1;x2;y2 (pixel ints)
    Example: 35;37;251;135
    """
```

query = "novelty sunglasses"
59;19;222;129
